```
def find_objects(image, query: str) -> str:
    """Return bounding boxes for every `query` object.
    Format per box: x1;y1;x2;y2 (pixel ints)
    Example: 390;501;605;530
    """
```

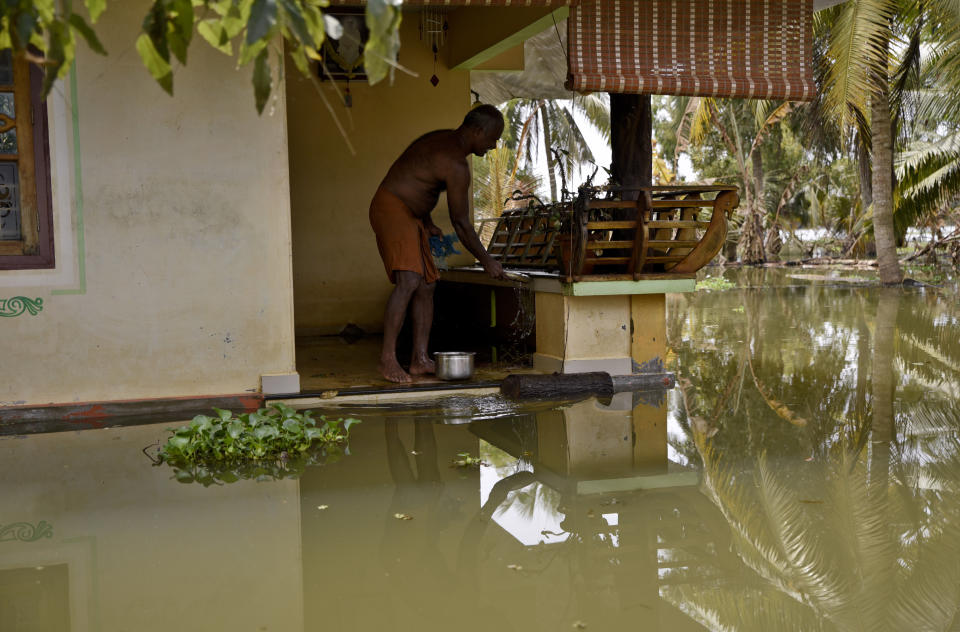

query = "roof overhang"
471;0;843;104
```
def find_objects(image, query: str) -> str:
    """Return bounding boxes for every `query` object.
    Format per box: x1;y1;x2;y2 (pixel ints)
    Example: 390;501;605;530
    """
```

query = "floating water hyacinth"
149;403;360;486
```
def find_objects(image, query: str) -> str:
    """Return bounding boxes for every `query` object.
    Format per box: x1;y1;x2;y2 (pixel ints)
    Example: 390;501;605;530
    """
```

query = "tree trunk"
871;61;903;284
752;151;764;206
737;211;766;264
870;288;898;494
540;103;558;202
857;136;873;211
610;94;653;200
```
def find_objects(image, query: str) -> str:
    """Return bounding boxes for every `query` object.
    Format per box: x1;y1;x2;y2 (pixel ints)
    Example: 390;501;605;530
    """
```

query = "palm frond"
822;0;900;131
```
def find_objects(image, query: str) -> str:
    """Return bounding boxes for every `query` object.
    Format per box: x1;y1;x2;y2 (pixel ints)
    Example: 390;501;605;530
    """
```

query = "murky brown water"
2;268;959;631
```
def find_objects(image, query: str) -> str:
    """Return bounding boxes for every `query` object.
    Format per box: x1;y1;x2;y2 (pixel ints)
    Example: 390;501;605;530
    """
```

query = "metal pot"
434;351;475;380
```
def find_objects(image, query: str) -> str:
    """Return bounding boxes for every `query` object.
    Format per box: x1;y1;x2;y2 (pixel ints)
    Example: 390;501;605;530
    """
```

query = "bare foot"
409;355;436;376
379;358;413;383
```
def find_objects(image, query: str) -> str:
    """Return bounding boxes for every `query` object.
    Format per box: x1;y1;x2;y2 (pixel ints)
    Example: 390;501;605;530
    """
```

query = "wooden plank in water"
644;255;686;263
501;372;614;400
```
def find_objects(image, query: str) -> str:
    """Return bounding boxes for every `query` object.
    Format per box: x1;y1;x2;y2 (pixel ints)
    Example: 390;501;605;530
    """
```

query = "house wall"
286;16;473;336
0;1;296;406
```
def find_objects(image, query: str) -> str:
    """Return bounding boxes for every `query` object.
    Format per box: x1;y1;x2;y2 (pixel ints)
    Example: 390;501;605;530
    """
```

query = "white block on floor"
261;372;301;395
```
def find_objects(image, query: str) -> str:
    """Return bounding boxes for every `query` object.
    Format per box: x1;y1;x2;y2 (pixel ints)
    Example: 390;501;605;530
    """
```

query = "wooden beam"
610;94;653;199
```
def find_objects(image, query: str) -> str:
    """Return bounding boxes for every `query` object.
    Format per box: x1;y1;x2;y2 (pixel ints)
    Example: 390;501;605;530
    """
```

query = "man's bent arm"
446;162;506;278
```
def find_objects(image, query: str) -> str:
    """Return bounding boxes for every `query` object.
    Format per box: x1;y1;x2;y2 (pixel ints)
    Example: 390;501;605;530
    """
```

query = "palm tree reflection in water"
671;278;960;630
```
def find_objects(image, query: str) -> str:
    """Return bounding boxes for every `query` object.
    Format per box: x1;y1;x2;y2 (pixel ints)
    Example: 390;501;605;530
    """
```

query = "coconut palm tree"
815;0;960;283
501;95;610;202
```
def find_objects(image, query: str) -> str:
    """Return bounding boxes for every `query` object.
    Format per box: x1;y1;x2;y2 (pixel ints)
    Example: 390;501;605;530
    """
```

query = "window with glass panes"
0;51;53;269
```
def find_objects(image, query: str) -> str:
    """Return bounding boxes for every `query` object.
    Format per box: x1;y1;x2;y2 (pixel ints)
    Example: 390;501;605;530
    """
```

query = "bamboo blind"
566;0;815;101
328;1;574;6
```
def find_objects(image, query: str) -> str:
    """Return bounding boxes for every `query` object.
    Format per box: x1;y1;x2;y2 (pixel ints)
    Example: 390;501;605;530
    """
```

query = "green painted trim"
0;296;43;316
452;7;569;70
563;279;696;296
52;63;86;296
0;520;53;541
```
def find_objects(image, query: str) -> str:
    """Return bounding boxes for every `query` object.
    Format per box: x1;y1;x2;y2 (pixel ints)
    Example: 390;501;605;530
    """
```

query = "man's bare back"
380;130;471;219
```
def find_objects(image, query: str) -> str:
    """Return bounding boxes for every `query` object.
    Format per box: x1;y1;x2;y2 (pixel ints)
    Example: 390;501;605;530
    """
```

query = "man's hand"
423;218;443;237
483;257;508;280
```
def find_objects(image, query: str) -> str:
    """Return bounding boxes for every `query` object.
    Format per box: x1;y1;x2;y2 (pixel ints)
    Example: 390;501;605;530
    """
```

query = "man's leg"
380;270;422;383
409;278;437;376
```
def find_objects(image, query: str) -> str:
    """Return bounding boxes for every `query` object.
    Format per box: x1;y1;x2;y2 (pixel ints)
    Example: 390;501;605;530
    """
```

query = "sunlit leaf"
135;32;173;94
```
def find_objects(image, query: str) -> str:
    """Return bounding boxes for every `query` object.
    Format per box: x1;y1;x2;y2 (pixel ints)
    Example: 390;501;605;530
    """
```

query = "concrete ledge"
0;394;263;435
439;267;696;295
533;354;633;375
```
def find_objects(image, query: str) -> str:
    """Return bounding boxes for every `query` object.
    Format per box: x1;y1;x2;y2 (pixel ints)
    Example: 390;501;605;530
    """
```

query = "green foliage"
696;275;736;292
0;0;402;114
500;96;610;202
155;403;360;485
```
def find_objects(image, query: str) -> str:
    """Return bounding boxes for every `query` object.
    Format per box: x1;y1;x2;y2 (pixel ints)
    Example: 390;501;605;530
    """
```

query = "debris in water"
799;500;824;504
573;621;587;629
394;513;413;521
317;505;329;510
507;564;523;571
320;390;338;399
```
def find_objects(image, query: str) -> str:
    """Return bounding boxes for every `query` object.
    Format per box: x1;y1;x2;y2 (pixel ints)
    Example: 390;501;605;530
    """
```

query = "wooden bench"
486;185;739;281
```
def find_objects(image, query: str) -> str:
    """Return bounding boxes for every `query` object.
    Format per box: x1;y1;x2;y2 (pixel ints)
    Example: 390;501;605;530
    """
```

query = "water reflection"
3;269;960;631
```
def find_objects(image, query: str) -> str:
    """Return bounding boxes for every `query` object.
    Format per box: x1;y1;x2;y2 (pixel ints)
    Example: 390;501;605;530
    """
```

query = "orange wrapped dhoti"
369;186;440;285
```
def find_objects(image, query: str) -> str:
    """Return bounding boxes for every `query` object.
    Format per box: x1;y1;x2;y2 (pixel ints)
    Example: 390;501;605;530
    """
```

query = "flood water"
3;268;960;631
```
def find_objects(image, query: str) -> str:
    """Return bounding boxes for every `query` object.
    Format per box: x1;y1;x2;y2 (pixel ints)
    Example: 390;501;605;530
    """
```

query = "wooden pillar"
609;94;653;198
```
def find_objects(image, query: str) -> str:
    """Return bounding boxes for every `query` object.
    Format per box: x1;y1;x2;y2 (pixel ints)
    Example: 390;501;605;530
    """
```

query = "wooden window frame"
0;57;54;270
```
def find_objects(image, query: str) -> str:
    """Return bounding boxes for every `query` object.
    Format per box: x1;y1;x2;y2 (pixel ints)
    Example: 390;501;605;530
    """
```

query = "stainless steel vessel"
434;351;475;380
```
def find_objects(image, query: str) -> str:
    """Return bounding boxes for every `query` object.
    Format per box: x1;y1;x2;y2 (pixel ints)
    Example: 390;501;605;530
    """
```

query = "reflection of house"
0;424;303;631
1;0;837;412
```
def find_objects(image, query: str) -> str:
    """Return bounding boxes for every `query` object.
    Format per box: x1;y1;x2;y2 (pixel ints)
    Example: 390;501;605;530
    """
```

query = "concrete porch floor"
295;335;533;393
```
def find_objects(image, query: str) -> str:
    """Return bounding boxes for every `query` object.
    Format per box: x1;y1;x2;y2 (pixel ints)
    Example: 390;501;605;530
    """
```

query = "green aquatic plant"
696;276;736;292
152;403;359;486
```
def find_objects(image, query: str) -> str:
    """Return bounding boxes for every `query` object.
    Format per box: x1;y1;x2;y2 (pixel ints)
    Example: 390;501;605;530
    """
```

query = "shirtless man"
369;105;508;383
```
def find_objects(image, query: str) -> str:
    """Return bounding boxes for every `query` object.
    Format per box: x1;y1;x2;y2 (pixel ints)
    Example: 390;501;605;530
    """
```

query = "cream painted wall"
0;1;296;405
286;16;473;336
